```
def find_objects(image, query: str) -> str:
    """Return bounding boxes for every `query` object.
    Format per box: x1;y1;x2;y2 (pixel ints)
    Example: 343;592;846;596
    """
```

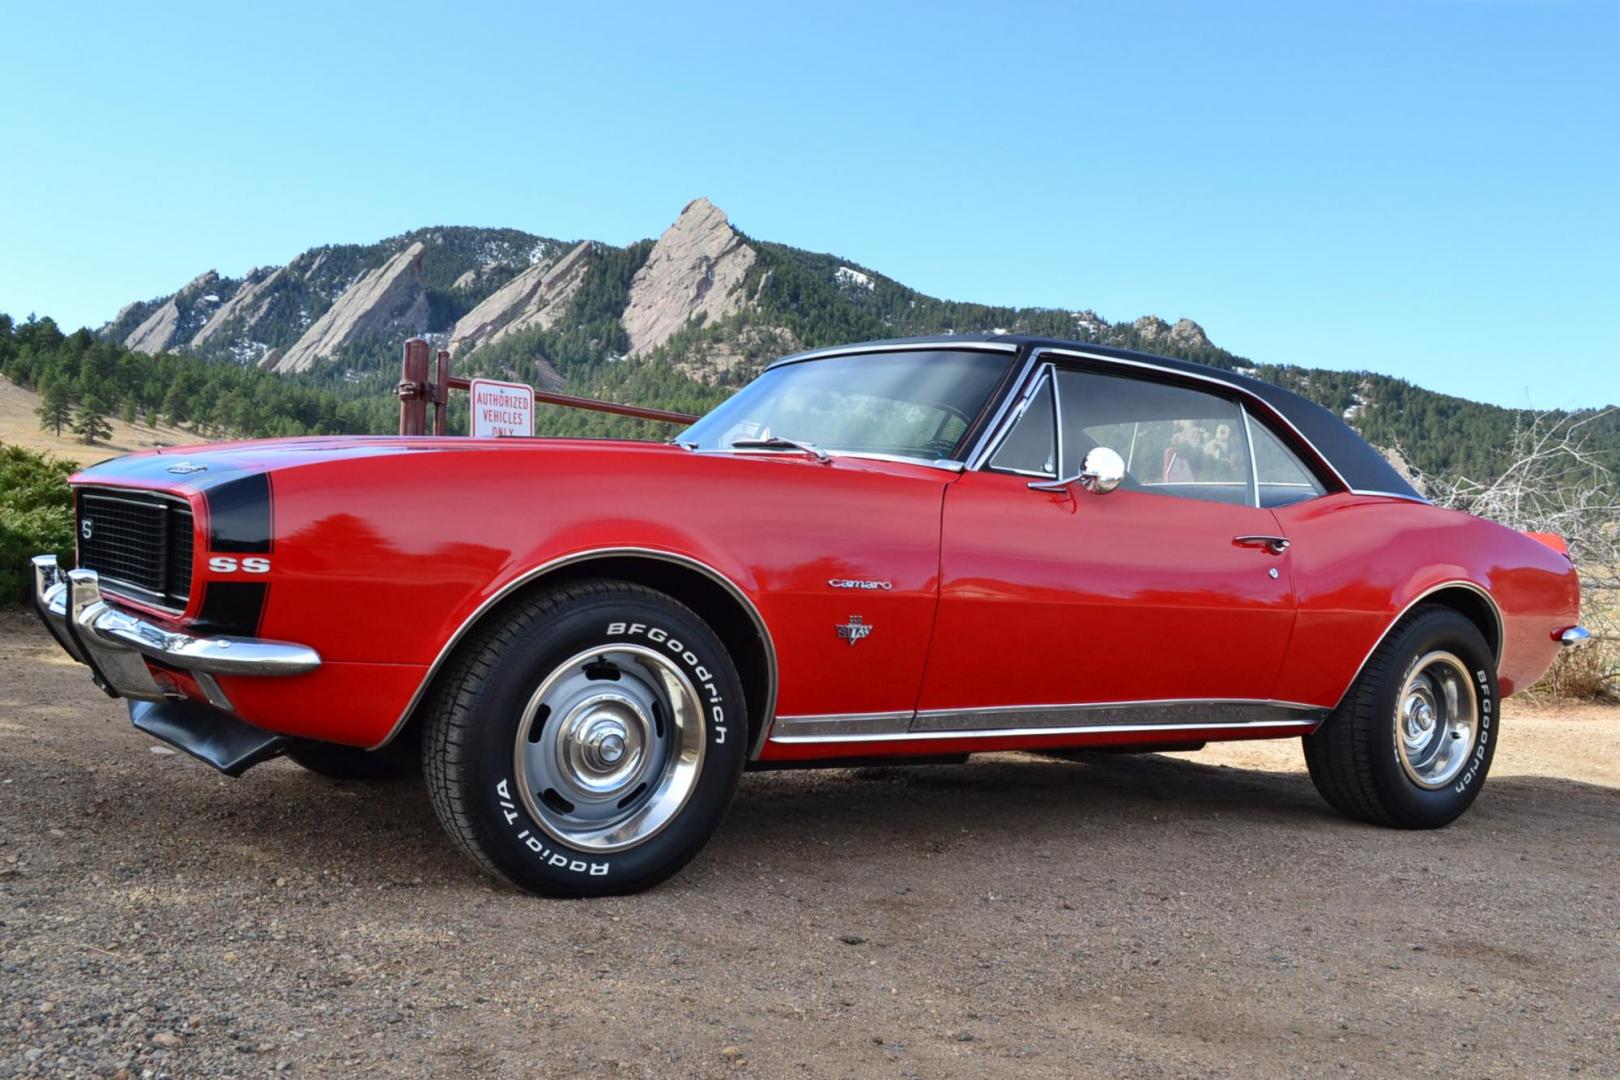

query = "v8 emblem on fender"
836;615;872;646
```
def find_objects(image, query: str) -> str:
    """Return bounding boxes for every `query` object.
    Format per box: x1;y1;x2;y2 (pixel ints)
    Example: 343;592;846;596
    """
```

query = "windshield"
677;349;1015;463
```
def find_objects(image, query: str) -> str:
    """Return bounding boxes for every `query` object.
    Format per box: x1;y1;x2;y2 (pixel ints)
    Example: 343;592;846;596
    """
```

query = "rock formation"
271;243;429;373
191;266;284;348
621;198;756;356
124;271;224;355
124;299;182;355
1132;315;1212;351
449;241;593;355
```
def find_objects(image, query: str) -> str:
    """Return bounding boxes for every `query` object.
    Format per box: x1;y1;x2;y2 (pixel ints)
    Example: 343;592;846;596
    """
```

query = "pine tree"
35;380;73;436
73;396;113;445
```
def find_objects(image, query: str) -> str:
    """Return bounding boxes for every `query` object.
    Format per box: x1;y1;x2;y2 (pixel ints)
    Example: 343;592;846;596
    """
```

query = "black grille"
76;490;195;610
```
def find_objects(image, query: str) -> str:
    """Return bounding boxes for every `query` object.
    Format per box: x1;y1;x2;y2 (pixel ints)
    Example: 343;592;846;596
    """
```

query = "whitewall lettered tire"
423;580;746;897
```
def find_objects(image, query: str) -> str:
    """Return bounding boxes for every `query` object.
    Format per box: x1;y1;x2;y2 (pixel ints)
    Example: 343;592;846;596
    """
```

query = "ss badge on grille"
80;519;93;540
835;615;873;646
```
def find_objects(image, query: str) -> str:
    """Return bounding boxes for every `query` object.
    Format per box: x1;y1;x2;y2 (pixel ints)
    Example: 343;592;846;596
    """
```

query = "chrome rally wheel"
1304;606;1498;829
514;645;706;852
423;580;746;897
1394;651;1479;790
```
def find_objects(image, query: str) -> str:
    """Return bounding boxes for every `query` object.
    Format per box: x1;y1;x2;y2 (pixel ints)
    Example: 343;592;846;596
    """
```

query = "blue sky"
2;0;1615;409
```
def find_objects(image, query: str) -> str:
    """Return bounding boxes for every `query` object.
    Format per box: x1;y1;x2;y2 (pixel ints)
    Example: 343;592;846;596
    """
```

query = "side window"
1249;415;1327;507
988;375;1056;476
1053;368;1253;506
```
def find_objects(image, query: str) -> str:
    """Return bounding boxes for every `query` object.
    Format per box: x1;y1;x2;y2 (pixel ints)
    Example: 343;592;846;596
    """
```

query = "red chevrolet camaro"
32;336;1588;896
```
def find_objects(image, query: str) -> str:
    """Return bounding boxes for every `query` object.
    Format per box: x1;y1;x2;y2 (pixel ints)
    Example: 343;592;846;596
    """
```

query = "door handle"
1233;535;1290;555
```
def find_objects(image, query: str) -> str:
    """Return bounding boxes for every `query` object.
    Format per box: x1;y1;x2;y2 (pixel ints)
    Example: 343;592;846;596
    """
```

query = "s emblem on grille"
166;461;208;474
835;616;873;646
80;519;94;540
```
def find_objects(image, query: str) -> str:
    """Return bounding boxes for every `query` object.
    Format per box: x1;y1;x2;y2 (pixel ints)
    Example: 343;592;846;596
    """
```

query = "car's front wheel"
423;580;746;897
1303;606;1497;828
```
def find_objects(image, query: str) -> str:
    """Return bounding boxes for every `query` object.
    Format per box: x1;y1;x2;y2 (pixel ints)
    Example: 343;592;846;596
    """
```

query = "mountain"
92;198;1619;482
105;226;568;368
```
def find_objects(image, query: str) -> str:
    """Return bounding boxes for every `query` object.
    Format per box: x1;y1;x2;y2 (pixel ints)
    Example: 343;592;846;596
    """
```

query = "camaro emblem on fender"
836;615;873;646
828;578;892;591
166;461;208;474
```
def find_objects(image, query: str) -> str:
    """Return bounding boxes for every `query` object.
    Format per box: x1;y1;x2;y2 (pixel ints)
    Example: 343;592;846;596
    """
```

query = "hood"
70;435;679;493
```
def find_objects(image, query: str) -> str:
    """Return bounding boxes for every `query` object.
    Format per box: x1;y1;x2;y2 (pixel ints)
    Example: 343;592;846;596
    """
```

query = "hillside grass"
0;373;200;465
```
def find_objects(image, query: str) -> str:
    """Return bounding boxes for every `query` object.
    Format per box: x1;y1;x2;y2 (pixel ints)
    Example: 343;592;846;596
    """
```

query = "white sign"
469;378;535;438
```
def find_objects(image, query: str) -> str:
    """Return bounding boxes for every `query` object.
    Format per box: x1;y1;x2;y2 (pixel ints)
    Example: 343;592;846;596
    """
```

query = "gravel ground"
2;607;1617;1078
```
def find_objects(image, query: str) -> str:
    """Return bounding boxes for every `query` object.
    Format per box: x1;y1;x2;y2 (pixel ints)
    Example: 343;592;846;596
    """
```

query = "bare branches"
1402;410;1619;700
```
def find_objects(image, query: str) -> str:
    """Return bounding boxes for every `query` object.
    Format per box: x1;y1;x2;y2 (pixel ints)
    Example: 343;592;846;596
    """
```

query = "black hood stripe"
207;473;273;554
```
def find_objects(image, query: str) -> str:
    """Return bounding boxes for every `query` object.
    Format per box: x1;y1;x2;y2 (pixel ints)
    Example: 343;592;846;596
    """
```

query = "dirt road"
2;608;1617;1078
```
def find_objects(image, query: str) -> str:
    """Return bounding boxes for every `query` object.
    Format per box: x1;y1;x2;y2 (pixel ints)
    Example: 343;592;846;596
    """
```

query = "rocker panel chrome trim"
769;711;915;738
767;699;1329;741
373;547;780;759
911;698;1328;732
769;718;1322;746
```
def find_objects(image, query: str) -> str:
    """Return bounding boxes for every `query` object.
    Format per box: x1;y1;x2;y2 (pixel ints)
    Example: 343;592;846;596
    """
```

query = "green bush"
0;441;75;603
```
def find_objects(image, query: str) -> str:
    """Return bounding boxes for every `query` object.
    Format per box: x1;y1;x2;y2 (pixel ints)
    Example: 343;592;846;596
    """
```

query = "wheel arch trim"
371;546;779;758
1333;579;1504;711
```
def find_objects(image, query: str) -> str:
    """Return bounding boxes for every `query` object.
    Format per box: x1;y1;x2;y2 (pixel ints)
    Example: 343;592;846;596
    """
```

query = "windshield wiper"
728;436;831;463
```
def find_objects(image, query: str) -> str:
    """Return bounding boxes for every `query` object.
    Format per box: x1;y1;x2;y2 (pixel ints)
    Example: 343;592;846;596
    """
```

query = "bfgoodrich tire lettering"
423;580;746;897
1303;606;1498;828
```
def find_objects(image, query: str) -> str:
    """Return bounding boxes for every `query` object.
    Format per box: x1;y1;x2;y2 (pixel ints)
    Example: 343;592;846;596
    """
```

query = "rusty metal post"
397;339;431;436
434;350;451;436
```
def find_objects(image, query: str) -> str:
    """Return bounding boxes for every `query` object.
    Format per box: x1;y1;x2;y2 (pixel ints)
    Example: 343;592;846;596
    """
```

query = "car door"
913;357;1300;731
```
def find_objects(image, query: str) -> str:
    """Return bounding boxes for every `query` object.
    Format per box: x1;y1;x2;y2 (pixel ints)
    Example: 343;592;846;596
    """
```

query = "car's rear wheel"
1303;606;1497;828
423;580;746;897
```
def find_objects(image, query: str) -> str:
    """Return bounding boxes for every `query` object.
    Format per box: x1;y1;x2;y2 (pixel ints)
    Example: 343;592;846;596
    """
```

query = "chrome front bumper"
31;554;320;708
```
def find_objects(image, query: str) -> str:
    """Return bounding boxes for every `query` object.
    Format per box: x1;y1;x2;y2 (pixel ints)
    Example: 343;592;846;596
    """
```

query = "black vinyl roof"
777;334;1423;500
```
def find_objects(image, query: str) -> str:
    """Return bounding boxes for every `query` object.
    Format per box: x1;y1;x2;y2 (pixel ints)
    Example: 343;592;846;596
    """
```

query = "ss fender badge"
208;556;271;574
836;615;873;646
828;578;892;590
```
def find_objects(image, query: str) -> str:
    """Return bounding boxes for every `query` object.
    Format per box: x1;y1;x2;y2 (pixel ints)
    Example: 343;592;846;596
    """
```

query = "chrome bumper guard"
1559;626;1593;649
31;554;320;708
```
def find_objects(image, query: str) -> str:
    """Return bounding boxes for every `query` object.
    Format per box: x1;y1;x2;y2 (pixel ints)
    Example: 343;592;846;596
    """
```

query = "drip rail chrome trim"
769;717;1322;746
372;547;780;760
1005;347;1364;498
765;339;1021;370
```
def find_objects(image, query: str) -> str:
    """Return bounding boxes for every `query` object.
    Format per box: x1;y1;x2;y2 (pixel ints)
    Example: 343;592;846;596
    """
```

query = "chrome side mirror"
1079;446;1126;493
1028;446;1126;494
